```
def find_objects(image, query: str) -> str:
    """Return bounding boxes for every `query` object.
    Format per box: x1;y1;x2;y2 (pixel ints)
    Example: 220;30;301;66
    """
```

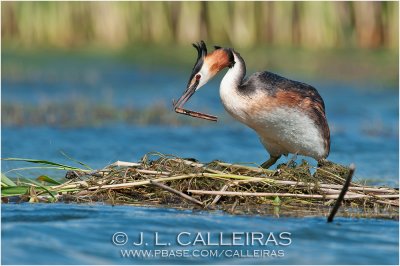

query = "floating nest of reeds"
3;153;399;219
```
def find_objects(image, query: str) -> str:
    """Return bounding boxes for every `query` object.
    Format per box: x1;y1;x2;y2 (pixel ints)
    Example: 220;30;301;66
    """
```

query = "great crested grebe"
175;41;330;168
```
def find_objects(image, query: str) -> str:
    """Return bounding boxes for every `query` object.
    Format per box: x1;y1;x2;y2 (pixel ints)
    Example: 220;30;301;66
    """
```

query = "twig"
376;200;399;207
87;174;198;190
369;194;400;199
230;199;239;213
176;158;204;168
211;184;230;205
52;174;199;191
187;189;397;200
121;168;130;184
327;163;355;223
136;169;170;175
175;107;217;122
104;161;141;169
150;180;204;207
234;178;397;194
188;190;333;199
320;188;353;195
202;172;273;180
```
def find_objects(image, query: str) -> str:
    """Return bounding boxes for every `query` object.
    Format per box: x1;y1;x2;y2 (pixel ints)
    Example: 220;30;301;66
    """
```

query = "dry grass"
6;153;397;219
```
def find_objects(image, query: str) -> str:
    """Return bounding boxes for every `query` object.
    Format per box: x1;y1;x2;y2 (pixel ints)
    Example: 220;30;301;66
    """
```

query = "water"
2;204;399;265
1;52;399;264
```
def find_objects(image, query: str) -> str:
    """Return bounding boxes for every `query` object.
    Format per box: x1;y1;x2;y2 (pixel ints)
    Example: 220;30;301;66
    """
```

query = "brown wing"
242;71;330;157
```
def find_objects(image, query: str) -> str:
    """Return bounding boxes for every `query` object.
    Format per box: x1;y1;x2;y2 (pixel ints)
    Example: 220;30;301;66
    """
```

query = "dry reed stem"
234;178;397;193
88;174;200;190
136;169;171;175
187;190;399;200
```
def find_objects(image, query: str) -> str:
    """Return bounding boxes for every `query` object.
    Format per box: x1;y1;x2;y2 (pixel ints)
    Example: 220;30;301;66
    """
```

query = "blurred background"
1;1;399;185
1;2;399;264
2;1;399;49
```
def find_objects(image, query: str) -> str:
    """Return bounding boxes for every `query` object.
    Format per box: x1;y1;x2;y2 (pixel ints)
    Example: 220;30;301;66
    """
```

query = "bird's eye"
195;74;201;80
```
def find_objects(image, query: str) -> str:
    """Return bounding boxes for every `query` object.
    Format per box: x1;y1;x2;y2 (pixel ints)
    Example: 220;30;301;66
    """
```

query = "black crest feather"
192;40;207;61
187;41;208;87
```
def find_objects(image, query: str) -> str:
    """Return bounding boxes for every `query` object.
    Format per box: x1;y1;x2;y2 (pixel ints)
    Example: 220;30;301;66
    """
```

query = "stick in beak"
174;107;217;122
172;41;218;122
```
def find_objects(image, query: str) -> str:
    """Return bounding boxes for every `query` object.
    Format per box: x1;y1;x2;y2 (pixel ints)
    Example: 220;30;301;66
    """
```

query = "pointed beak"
173;78;200;108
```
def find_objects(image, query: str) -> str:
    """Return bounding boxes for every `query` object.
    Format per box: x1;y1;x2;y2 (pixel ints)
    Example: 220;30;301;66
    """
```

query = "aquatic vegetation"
1;153;398;219
1;101;227;127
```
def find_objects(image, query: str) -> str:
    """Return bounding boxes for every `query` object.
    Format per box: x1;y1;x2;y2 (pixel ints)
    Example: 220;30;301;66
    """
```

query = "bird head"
174;41;234;108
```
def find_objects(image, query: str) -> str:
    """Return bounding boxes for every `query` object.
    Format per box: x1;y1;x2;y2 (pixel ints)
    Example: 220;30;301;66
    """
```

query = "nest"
5;153;399;219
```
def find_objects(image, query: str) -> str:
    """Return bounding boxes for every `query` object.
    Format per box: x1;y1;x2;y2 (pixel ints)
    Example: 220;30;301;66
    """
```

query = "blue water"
1;53;399;264
2;204;399;265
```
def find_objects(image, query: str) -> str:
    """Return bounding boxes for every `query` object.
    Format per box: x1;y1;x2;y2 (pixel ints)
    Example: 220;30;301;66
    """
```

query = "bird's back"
241;71;324;109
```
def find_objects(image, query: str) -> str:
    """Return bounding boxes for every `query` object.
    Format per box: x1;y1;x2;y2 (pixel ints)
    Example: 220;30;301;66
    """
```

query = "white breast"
252;107;326;159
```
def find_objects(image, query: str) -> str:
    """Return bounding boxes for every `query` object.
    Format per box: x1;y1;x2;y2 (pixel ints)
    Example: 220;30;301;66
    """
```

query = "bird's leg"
286;153;298;167
261;155;281;169
317;158;328;167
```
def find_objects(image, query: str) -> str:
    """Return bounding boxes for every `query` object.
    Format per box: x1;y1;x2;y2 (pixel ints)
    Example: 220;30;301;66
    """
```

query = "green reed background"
2;1;398;50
